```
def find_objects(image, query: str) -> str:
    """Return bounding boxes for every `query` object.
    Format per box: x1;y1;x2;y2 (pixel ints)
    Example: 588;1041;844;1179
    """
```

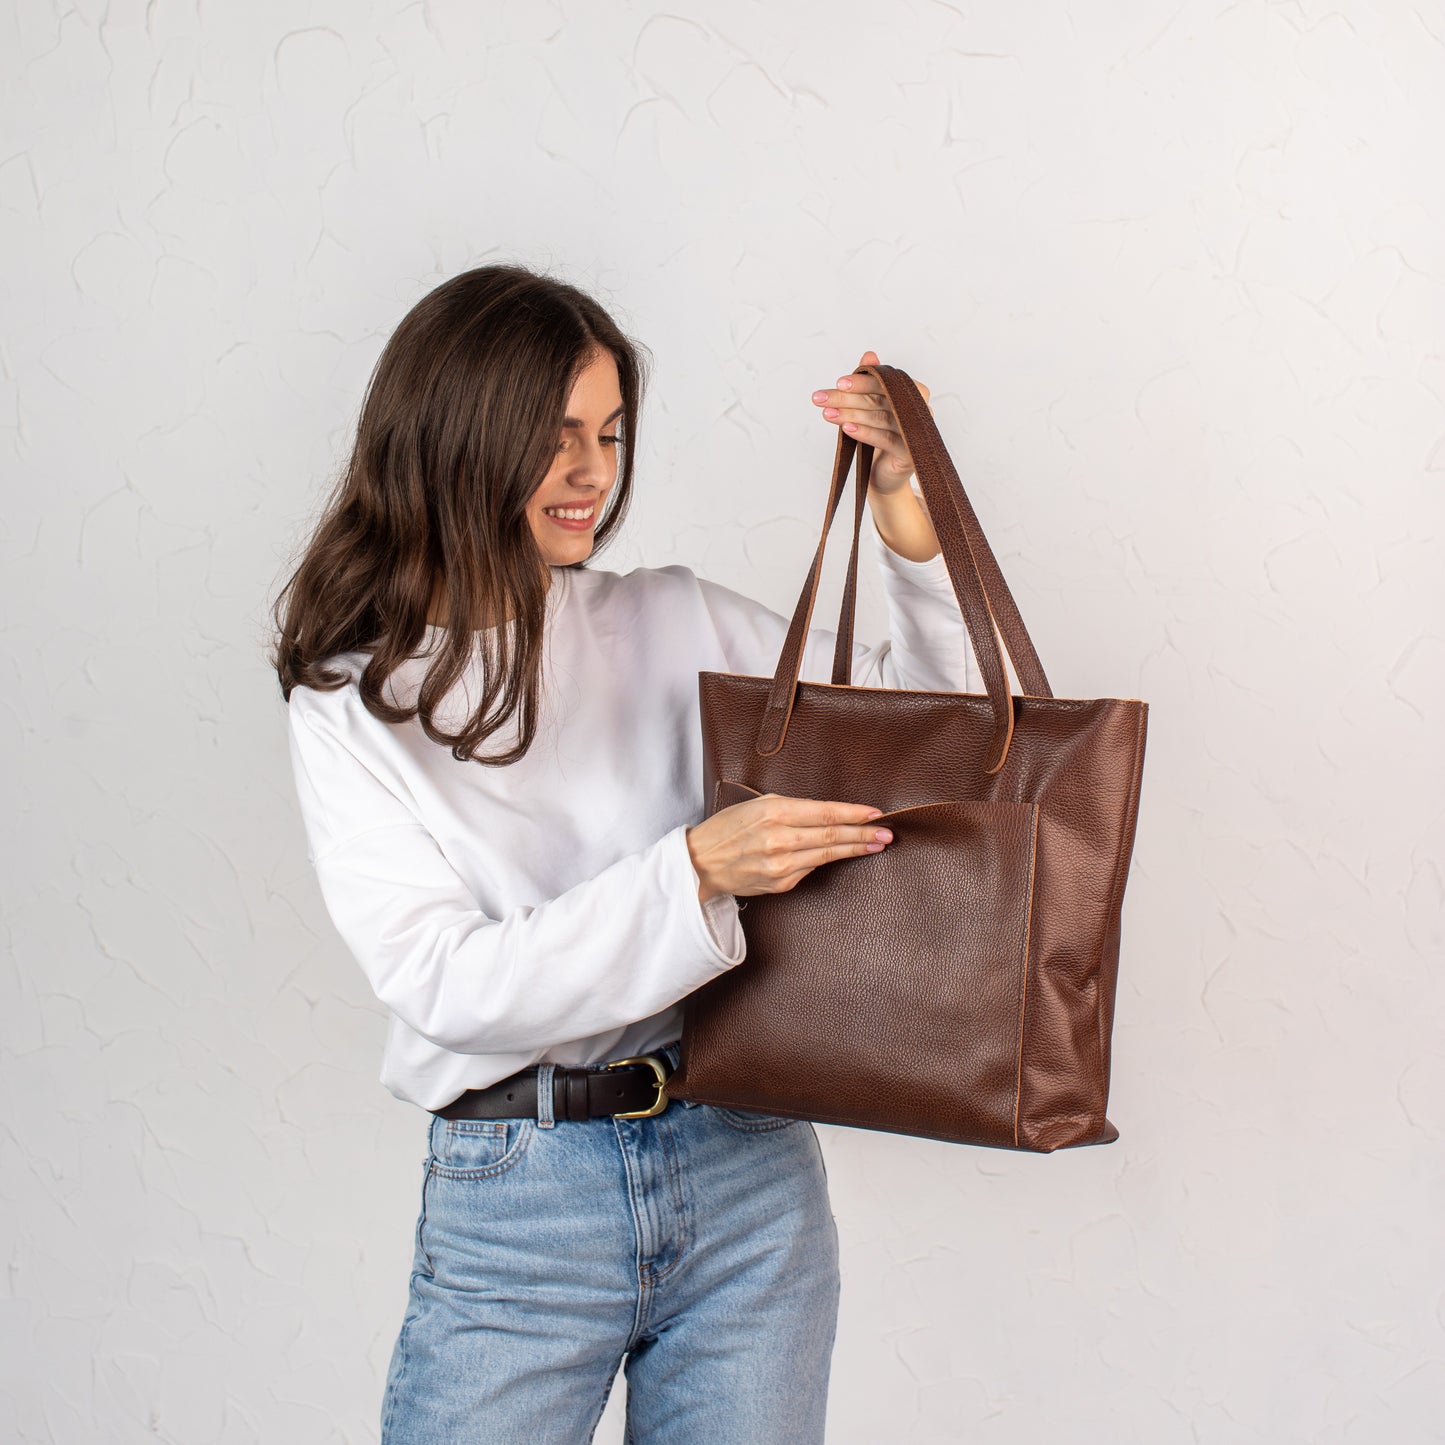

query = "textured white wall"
3;1;1443;1441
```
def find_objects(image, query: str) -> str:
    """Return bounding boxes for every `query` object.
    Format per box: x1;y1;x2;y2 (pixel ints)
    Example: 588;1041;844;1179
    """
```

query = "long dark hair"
271;264;648;765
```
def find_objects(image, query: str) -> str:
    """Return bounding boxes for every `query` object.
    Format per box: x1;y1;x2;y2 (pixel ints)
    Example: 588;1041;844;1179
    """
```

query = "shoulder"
287;619;469;732
286;666;374;770
287;643;368;723
286;645;420;748
567;560;703;599
564;560;718;624
569;560;776;639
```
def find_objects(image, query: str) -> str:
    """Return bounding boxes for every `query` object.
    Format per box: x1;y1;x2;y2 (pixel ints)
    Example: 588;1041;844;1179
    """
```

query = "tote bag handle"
755;363;1052;774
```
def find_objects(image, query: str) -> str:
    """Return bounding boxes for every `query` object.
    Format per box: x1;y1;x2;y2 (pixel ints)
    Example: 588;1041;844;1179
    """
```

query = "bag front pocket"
688;781;1041;1148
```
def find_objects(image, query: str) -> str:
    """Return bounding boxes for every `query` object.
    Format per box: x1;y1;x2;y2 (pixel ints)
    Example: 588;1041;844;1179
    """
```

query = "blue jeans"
380;1059;840;1444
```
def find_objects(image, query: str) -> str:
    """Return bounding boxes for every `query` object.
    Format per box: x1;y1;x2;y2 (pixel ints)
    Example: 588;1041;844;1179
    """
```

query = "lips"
540;497;603;532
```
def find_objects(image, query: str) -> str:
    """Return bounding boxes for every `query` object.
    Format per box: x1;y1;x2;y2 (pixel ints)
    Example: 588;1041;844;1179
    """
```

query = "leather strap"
854;367;1052;699
828;435;872;684
756;428;875;754
433;1061;669;1122
756;364;1051;774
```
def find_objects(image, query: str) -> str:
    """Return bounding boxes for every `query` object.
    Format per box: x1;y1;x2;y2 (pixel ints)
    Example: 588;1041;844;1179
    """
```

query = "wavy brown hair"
271;264;648;765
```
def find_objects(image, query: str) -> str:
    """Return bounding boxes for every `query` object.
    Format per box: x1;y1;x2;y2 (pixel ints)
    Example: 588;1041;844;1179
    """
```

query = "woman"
272;264;969;1444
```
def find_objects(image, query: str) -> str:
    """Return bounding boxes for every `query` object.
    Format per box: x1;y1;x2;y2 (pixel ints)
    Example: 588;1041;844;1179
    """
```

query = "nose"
567;436;615;485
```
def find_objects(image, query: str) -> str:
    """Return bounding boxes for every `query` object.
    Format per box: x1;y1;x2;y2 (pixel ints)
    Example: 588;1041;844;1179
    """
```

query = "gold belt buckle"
605;1055;670;1118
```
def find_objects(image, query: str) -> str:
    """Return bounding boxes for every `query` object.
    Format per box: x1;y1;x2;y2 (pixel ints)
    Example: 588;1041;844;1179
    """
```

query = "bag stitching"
1012;803;1041;1148
1096;705;1150;1082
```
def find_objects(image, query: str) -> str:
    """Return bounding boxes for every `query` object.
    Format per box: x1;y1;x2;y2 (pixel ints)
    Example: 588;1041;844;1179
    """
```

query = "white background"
4;2;1443;1441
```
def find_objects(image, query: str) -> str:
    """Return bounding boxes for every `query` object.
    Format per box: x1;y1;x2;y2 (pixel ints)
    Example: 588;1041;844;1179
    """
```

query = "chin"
546;543;594;568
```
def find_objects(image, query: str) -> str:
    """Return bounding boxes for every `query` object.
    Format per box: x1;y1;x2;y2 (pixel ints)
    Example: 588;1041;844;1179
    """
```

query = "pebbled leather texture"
667;364;1149;1153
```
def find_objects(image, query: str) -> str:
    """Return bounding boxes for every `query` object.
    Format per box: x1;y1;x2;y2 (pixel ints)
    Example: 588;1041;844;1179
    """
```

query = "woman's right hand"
685;794;894;902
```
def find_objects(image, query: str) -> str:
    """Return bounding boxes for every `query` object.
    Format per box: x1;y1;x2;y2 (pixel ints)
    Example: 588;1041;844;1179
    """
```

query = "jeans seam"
381;1155;432;1441
615;1117;650;1352
639;1114;689;1288
582;1360;624;1444
415;1159;436;1277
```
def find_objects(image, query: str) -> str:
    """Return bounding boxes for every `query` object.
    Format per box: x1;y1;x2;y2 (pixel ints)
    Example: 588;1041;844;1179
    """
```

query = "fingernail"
866;842;885;853
811;390;827;403
823;407;839;419
874;829;893;842
843;422;858;433
866;809;883;819
838;378;854;390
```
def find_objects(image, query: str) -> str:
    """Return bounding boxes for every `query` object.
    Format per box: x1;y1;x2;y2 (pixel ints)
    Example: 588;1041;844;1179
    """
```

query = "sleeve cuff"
667;824;746;968
700;892;744;960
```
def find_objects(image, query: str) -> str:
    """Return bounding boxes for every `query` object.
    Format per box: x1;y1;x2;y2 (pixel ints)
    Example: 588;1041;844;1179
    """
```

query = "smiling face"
526;347;624;569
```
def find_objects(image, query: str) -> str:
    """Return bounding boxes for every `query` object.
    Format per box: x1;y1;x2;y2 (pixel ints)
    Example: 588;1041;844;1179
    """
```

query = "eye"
556;434;623;452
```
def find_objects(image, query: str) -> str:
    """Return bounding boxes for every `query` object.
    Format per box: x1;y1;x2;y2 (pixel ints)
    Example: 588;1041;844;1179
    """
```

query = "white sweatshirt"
286;522;973;1111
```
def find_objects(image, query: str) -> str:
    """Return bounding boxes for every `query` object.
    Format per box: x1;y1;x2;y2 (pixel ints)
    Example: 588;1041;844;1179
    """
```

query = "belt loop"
536;1064;557;1129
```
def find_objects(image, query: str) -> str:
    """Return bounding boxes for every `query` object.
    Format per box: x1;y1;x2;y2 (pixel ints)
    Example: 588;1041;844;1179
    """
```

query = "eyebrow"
562;404;625;428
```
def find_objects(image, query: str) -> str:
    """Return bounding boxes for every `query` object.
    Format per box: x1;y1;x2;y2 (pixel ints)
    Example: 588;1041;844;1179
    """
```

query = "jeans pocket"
709;1104;802;1134
427;1116;535;1180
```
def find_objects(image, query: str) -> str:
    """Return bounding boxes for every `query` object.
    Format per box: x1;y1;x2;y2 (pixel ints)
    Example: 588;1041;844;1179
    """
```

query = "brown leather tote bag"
666;363;1149;1152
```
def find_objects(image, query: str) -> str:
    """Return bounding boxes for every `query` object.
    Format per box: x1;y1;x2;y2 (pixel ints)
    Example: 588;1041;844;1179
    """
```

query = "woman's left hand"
810;350;930;496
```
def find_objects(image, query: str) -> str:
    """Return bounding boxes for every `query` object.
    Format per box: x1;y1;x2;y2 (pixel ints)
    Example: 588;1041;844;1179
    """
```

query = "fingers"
752;796;895;879
811;368;931;406
754;795;885;827
816;400;895;428
830;414;901;448
838;420;903;450
810;369;930;441
702;793;899;900
814;379;929;407
809;362;930;486
809;380;899;446
757;838;892;895
749;795;895;865
767;822;894;855
812;378;885;409
761;836;894;895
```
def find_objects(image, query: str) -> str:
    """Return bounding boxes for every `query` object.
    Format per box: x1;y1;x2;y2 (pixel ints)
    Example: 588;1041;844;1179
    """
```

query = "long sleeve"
288;695;744;1059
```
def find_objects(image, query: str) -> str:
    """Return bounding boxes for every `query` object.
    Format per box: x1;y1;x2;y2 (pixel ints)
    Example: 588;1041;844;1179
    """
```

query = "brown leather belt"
433;1054;672;1123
